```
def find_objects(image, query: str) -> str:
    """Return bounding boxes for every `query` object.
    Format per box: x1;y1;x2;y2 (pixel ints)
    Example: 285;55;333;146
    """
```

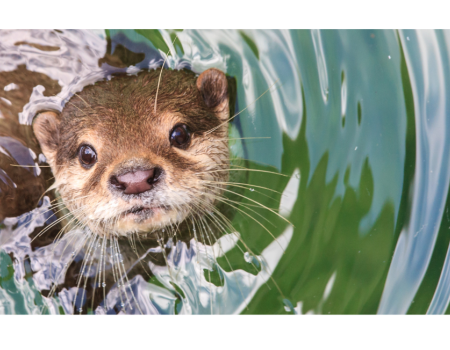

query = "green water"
1;29;450;314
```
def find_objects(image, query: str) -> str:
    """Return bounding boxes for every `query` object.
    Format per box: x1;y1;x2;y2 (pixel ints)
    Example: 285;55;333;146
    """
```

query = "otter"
32;68;235;240
15;67;250;314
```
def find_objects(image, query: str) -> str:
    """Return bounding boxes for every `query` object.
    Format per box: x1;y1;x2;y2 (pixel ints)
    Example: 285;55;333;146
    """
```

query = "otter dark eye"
78;145;97;167
170;124;191;149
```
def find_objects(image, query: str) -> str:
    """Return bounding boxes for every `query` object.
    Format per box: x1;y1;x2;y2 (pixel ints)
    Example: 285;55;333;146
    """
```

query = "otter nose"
111;168;160;195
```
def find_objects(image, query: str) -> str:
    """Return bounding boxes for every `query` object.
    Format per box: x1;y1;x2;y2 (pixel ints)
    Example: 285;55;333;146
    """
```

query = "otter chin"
32;68;235;239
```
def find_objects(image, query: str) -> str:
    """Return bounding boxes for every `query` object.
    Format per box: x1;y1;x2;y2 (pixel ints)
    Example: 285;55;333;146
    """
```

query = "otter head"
33;68;234;238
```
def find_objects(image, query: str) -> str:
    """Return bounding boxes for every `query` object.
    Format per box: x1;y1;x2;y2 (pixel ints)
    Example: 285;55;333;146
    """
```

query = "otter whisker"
195;168;290;178
113;237;143;314
73;234;97;314
127;233;152;280
193;198;261;275
187;199;253;310
203;180;285;196
9;164;52;168
207;194;283;251
34;199;92;237
193;214;215;314
112;238;131;312
207;188;281;211
109;237;125;312
220;156;285;169
48;212;87;282
23;193;95;230
203;183;293;226
208;185;283;211
90;237;103;313
31;207;83;243
74;93;94;110
67;101;90;117
134;230;148;251
153;35;179;113
204;79;280;136
211;136;271;141
208;194;277;226
41;225;89;314
156;230;175;281
201;202;255;259
187;217;202;266
199;202;284;298
79;234;101;314
198;212;249;308
101;236;108;311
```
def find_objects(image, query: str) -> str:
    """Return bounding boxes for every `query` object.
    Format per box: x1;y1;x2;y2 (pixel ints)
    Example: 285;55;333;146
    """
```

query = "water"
1;29;450;314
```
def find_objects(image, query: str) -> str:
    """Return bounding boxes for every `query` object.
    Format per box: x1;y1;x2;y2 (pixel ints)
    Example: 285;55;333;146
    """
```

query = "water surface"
1;29;450;314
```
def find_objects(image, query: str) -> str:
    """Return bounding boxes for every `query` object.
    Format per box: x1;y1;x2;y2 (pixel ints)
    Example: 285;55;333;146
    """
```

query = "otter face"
33;68;233;237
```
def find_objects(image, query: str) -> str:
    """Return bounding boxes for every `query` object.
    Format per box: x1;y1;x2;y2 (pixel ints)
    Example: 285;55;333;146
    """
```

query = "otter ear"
197;68;232;122
32;111;61;166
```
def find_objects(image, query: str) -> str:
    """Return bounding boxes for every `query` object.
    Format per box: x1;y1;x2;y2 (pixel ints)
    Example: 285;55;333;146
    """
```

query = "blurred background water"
1;29;450;314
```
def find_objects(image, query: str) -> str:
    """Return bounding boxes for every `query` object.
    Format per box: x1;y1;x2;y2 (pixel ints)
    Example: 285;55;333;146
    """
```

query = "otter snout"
110;167;162;195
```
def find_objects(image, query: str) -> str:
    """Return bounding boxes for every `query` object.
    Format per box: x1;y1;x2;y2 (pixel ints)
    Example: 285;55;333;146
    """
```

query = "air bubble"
407;37;410;41
388;55;391;59
78;308;83;312
121;303;125;308
249;188;254;192
102;282;106;287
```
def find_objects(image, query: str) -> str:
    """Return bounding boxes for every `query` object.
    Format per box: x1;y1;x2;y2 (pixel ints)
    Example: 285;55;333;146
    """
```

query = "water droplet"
249;188;254;192
244;252;252;263
121;303;125;308
102;282;106;287
407;37;410;41
284;305;291;312
162;228;165;233
71;251;75;256
78;308;83;312
388;55;391;59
